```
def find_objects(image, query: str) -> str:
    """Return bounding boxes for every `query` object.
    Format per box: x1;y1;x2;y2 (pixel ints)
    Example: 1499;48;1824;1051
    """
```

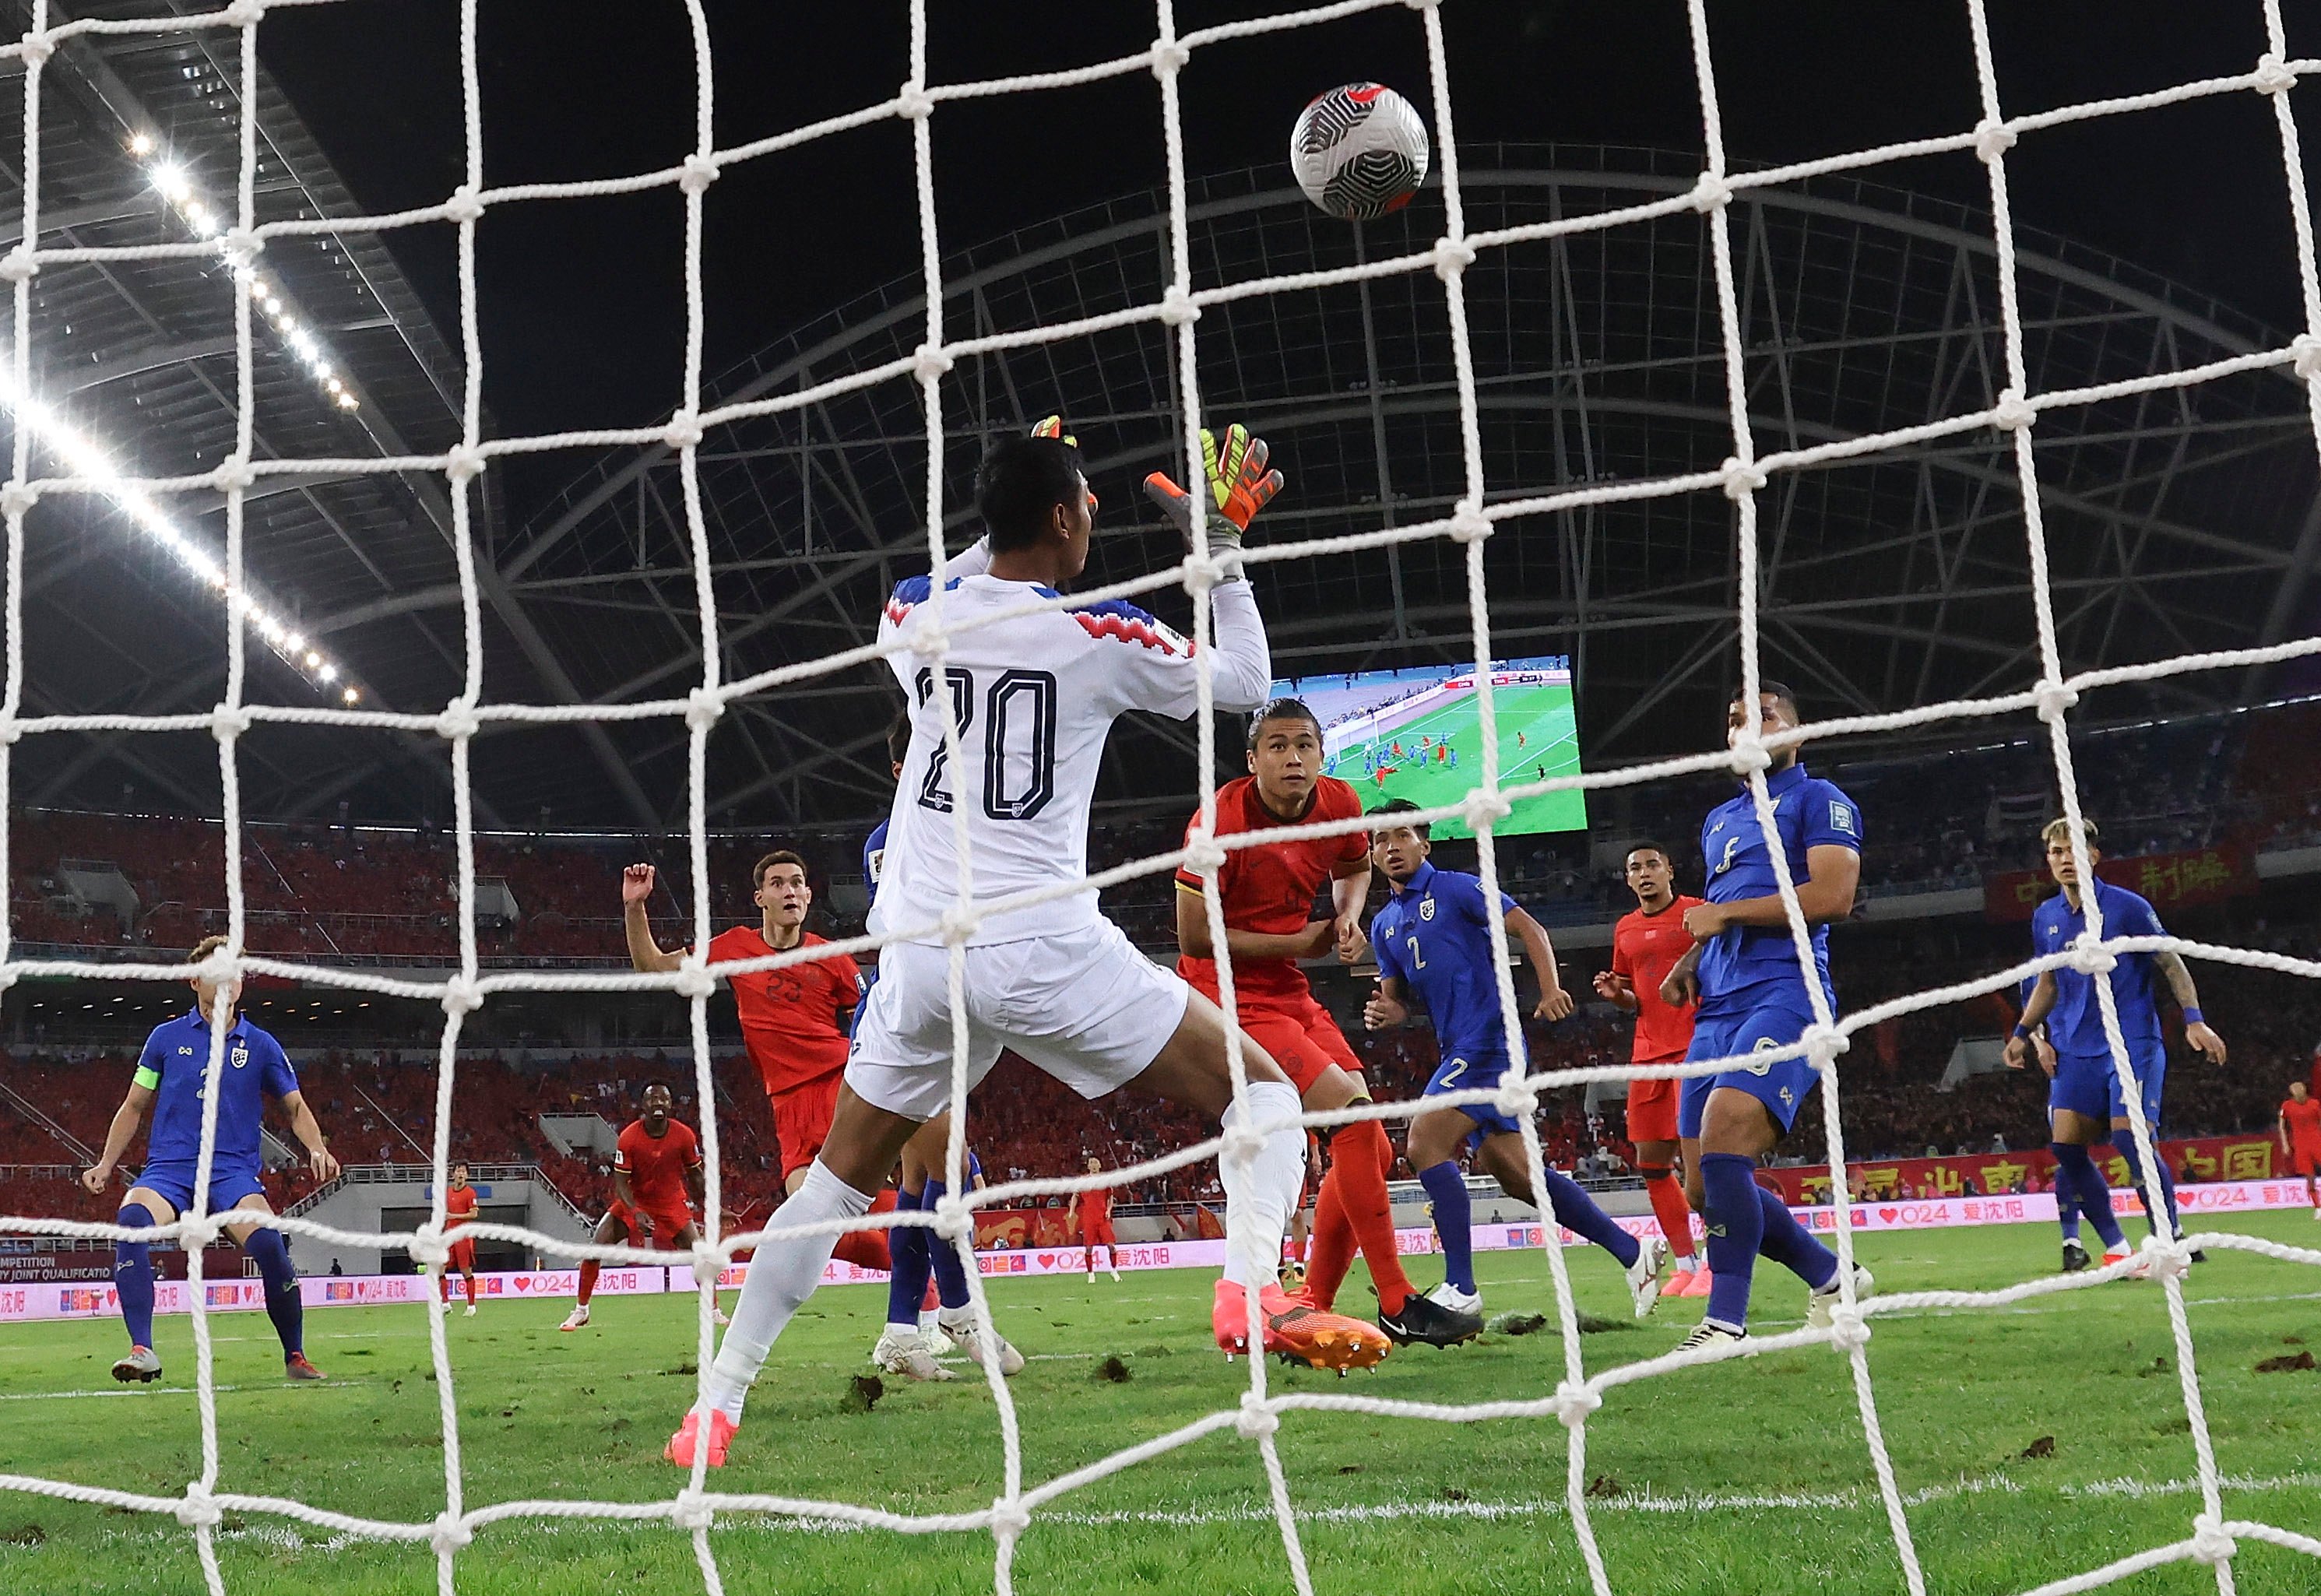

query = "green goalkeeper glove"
1141;423;1284;557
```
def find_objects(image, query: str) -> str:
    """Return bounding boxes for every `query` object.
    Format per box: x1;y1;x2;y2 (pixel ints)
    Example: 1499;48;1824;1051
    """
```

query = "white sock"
883;1320;916;1341
705;1162;870;1419
937;1302;974;1329
1219;1080;1303;1294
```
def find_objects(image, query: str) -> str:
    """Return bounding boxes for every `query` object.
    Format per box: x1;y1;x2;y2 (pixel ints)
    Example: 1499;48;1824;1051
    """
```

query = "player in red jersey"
1595;842;1708;1296
1067;1155;1122;1282
2281;1079;2321;1218
1176;698;1475;1348
561;1083;723;1331
623;851;891;1273
441;1161;481;1315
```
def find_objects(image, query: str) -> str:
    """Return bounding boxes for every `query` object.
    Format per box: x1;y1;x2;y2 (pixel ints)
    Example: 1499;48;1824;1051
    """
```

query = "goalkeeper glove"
1141;423;1284;556
1031;413;1077;448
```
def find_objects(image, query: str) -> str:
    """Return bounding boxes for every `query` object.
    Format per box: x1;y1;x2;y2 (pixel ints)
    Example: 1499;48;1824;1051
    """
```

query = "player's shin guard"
2052;1142;2126;1248
1301;1169;1356;1308
114;1203;156;1348
921;1178;970;1310
1418;1162;1475;1293
1324;1120;1411;1313
243;1226;304;1359
1542;1169;1640;1268
884;1186;933;1334
1640;1168;1697;1259
1217;1081;1303;1293
706;1162;868;1421
1698;1153;1765;1331
2111;1128;2179;1236
1750;1184;1837;1290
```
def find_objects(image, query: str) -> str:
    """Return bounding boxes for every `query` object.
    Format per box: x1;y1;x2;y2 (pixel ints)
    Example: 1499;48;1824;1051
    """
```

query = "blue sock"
1700;1153;1764;1330
923;1179;969;1310
1540;1169;1639;1268
1419;1162;1475;1292
884;1185;931;1328
114;1204;156;1349
243;1226;303;1359
1753;1185;1837;1290
2052;1142;2126;1248
2112;1128;2179;1237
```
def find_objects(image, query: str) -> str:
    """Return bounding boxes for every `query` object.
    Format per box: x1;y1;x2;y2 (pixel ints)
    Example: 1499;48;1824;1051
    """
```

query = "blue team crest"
1828;800;1857;836
1419;898;1436;921
230;1045;248;1070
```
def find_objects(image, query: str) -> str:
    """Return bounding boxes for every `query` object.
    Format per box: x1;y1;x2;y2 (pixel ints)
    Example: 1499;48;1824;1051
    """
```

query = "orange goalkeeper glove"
1141;424;1283;556
1031;413;1078;448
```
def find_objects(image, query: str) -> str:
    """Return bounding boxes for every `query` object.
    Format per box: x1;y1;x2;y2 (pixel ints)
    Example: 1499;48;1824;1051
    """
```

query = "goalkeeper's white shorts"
846;916;1190;1122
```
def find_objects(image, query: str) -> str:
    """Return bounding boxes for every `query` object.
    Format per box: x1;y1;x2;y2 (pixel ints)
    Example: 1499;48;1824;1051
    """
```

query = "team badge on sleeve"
1828;800;1857;836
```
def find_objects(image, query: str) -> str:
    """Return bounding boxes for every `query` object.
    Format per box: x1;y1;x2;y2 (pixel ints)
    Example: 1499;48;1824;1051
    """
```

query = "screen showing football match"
1270;655;1587;839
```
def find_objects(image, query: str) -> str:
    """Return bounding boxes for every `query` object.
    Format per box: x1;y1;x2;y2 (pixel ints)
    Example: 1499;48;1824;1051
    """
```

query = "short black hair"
976;433;1085;553
640;1080;674;1102
886;707;912;772
1369;796;1430;839
1247;696;1322;751
1732;679;1800;719
1623;840;1671;864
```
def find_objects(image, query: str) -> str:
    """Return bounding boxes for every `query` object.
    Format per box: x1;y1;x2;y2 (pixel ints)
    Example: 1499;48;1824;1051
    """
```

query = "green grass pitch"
2;1217;2319;1594
1338;681;1587;839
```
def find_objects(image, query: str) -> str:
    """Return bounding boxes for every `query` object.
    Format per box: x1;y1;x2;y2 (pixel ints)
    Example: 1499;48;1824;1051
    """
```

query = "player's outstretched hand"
310;1146;341;1183
2186;1021;2228;1065
621;863;656;906
1534;987;1575;1024
79;1163;111;1195
1142;423;1284;554
1363;981;1408;1032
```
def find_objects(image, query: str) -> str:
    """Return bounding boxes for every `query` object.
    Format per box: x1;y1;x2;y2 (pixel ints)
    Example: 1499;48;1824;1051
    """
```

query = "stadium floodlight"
129;139;359;413
0;357;358;699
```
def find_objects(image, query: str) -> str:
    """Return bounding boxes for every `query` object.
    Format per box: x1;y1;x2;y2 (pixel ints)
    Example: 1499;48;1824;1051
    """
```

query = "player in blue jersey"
79;935;340;1383
1661;684;1867;1352
2010;974;2102;1271
862;708;1025;1383
2004;818;2228;1270
1364;800;1669;1327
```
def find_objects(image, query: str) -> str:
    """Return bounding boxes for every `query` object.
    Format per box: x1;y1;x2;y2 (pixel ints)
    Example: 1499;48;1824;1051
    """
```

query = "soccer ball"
1289;83;1430;221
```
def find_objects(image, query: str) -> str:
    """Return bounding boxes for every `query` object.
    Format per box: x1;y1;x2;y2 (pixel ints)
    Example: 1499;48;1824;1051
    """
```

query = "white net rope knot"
444;444;485;483
443;185;485;224
176;1485;223;1532
684;687;723;732
1989;388;2036;431
671;1493;715;1533
0;480;37;519
434;698;481;741
2066;938;2118;976
13;30;51;65
1826;1307;1873;1353
1235;1394;1282;1441
669;963;716;1001
2034;680;2080;723
1553;1382;1602;1429
439;976;484;1017
0;247;33;283
429;1510;473;1556
407;1225;450;1270
2191;1516;2240;1565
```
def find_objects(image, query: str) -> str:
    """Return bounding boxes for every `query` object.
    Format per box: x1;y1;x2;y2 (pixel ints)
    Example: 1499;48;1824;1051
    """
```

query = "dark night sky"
256;1;2321;514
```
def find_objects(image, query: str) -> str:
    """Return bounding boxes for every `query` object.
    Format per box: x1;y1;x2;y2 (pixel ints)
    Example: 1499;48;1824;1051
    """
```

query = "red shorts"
1627;1061;1684;1146
772;1073;843;1180
2292;1141;2321;1178
445;1239;477;1273
609;1198;695;1247
1079;1215;1117;1248
1237;995;1361;1096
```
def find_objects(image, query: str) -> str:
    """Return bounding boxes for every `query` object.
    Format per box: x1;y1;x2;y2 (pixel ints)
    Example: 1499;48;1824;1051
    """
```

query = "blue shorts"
1676;993;1821;1138
1425;1048;1521;1141
2050;1039;2166;1128
132;1161;267;1218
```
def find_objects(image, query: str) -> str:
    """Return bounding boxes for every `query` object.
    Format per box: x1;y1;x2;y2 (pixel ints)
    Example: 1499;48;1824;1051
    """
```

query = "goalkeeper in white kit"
668;419;1389;1469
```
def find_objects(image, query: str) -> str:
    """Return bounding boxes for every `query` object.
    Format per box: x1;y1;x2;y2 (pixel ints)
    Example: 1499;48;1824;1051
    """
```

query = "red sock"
438;1271;451;1303
1641;1169;1696;1260
1330;1120;1412;1314
833;1230;891;1272
576;1259;600;1306
922;1278;939;1313
1303;1172;1356;1309
463;1273;477;1306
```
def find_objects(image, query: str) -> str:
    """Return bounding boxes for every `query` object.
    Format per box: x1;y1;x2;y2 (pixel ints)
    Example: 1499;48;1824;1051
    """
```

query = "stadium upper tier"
9;696;2316;968
8;122;2315;830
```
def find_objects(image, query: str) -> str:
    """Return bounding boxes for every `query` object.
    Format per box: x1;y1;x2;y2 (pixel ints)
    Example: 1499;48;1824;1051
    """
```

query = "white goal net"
2;2;2320;1595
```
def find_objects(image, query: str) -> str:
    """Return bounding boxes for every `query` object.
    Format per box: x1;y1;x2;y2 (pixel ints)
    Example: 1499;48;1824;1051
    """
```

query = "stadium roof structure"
7;17;2316;835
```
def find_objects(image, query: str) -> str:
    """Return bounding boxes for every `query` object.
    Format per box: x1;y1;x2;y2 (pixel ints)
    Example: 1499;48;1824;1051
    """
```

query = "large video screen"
1269;655;1586;839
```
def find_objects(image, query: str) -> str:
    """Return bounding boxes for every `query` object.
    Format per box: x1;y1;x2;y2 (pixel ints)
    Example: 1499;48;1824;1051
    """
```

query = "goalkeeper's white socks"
1217;1080;1305;1295
704;1162;871;1421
